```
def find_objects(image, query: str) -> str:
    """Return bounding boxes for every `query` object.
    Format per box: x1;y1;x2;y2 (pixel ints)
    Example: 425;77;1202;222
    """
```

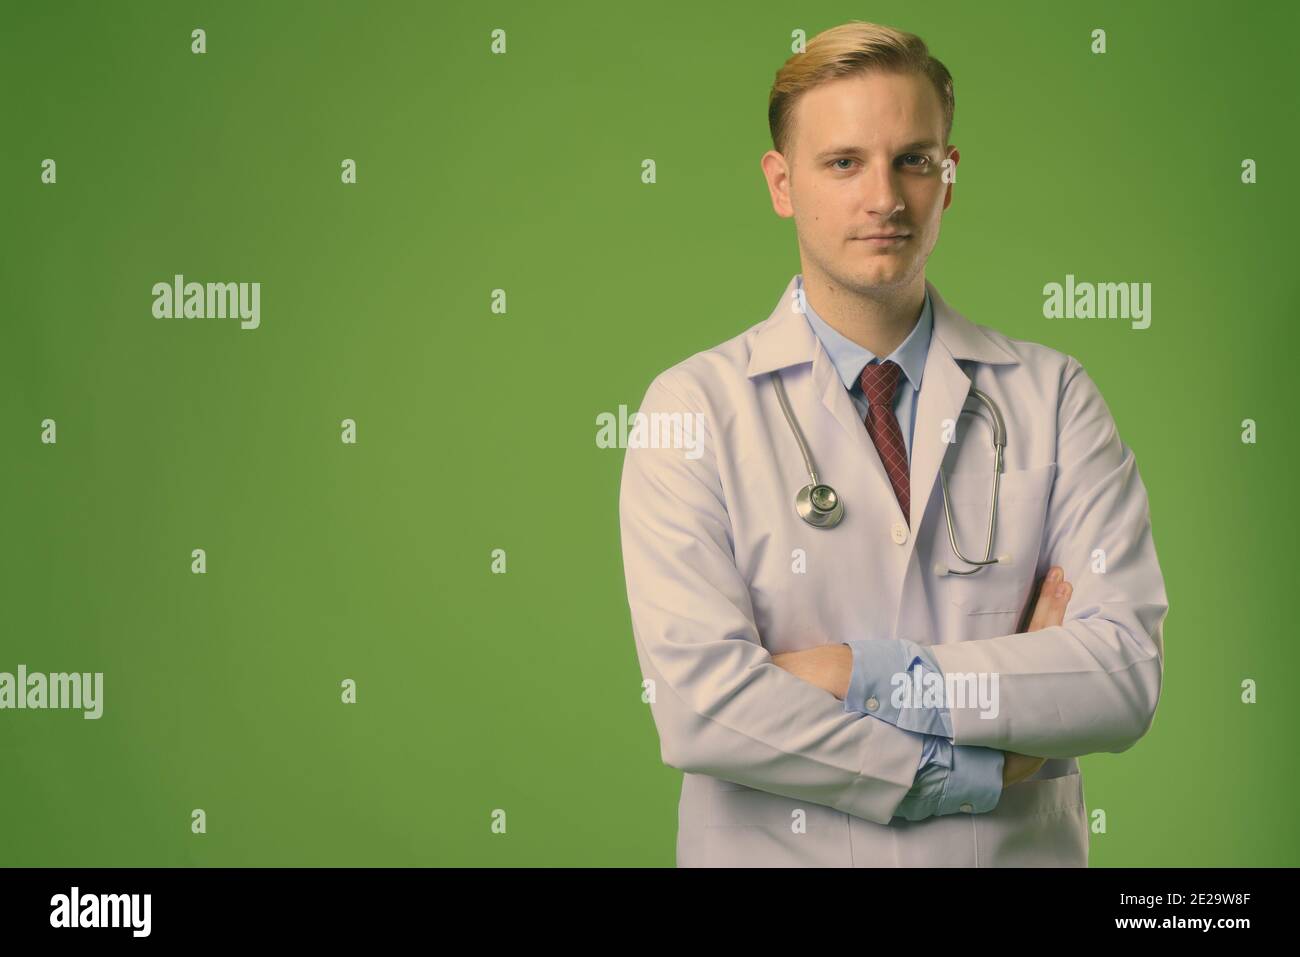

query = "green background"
2;0;1296;866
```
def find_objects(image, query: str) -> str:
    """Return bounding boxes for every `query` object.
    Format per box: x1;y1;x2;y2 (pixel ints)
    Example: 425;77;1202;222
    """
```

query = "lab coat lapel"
746;275;908;522
911;279;1021;531
909;316;974;533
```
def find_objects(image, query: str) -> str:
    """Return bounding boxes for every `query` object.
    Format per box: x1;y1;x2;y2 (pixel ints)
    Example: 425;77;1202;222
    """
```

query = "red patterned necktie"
859;359;910;525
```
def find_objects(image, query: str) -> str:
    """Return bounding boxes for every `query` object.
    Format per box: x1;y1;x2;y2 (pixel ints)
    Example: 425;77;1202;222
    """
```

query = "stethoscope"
769;370;1012;576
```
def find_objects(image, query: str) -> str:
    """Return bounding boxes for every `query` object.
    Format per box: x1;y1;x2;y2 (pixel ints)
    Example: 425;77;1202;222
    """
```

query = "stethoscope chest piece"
796;483;843;528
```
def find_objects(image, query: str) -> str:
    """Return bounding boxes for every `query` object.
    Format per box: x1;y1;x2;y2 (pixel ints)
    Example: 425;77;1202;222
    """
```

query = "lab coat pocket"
974;770;1089;867
704;780;852;867
938;462;1057;617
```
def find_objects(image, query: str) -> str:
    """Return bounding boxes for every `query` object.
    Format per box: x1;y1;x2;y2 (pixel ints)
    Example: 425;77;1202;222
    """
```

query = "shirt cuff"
893;734;954;822
841;638;953;739
934;744;1004;816
918;731;941;770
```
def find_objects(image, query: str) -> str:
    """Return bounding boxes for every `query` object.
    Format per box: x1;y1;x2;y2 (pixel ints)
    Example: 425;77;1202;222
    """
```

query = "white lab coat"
618;274;1168;867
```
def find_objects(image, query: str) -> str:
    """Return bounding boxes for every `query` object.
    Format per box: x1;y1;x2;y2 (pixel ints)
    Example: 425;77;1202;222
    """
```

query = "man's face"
762;70;958;296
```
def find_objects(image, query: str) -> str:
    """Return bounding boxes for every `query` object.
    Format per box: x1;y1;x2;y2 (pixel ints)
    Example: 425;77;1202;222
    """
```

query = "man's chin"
847;262;913;291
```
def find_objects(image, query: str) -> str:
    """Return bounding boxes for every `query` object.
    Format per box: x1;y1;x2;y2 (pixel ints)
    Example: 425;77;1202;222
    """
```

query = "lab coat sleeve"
926;356;1168;759
619;370;924;826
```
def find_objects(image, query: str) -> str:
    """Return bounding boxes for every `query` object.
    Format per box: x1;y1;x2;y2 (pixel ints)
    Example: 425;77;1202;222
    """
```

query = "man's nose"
859;161;905;218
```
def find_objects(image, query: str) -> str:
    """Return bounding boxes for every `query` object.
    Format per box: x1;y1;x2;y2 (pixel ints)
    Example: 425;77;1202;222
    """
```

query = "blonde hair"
768;21;955;159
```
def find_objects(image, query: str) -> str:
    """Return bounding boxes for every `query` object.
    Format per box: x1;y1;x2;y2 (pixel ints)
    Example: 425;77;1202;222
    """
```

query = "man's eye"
830;155;929;170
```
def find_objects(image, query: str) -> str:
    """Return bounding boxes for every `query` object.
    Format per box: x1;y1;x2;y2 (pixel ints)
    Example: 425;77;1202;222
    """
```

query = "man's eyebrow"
814;140;942;160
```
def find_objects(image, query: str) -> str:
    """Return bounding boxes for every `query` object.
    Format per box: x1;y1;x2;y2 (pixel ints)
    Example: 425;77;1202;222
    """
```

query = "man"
618;21;1168;867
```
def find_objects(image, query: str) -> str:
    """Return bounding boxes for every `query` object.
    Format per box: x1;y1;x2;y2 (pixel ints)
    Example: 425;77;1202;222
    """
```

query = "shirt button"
960;803;974;813
891;522;908;545
865;696;879;711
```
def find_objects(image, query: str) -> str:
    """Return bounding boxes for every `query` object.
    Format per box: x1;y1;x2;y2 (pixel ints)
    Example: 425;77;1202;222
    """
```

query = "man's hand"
1002;566;1073;787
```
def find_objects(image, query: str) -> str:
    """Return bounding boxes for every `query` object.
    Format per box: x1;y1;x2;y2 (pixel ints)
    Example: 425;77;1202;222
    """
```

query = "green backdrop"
2;0;1296;866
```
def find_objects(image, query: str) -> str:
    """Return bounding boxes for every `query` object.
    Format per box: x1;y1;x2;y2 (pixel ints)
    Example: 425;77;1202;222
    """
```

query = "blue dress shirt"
795;274;1004;821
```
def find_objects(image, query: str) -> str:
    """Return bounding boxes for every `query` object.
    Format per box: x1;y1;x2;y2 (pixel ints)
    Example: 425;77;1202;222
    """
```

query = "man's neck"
802;273;926;359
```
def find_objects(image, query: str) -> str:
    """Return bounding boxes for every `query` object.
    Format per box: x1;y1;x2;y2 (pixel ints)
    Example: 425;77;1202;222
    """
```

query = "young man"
618;21;1168;867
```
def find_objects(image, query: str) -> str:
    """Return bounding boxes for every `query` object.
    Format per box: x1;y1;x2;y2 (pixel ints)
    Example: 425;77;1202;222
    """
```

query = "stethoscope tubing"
770;370;1010;574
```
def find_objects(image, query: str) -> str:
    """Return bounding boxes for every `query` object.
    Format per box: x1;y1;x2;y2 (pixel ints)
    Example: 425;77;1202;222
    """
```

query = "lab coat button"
891;522;908;544
865;696;879;711
960;803;974;813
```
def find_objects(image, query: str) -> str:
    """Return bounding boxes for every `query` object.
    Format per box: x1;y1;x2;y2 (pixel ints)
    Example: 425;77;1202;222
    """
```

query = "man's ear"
760;150;795;219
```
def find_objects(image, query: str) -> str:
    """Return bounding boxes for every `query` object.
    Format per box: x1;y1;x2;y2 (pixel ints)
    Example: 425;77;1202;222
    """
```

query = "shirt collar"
796;273;932;394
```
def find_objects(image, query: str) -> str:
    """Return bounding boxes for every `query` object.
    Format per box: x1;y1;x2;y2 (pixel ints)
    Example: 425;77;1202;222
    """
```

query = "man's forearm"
770;644;853;700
